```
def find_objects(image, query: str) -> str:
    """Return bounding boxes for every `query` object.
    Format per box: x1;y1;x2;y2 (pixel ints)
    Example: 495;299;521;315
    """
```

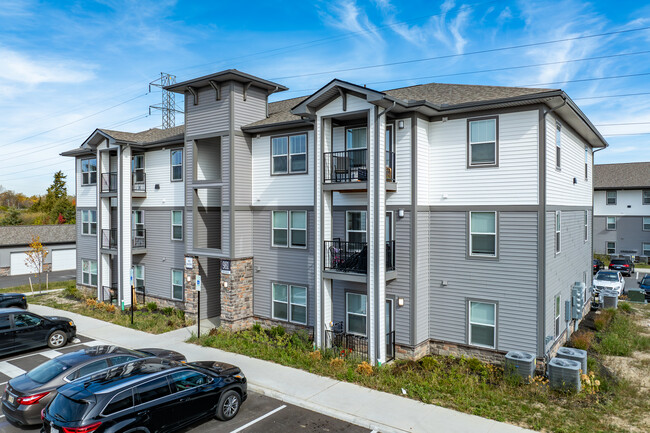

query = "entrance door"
385;299;394;360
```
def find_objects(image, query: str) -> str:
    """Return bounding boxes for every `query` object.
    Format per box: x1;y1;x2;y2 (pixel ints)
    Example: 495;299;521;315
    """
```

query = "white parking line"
228;405;286;433
0;362;26;379
1;340;91;363
41;350;63;359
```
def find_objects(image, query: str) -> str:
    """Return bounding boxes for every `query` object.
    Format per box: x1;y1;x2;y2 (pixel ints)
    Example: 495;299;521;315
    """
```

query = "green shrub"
175;309;185;320
146;302;158;312
268;325;286;339
619;302;632;313
161;306;174;316
419;356;439;371
251;323;262;333
62;286;84;300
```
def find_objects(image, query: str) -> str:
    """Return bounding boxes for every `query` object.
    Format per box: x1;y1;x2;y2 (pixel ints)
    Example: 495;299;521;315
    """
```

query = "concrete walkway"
30;304;534;433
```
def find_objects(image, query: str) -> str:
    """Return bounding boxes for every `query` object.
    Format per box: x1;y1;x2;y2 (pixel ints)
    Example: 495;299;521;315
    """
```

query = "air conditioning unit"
556;347;587;374
504;351;536;382
547;357;582;392
601;289;619;309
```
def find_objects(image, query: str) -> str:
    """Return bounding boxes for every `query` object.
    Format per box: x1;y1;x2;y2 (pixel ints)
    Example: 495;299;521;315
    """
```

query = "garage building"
0;225;76;276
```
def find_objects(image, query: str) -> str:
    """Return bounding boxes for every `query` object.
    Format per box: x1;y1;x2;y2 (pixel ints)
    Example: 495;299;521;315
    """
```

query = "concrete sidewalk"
30;304;533;433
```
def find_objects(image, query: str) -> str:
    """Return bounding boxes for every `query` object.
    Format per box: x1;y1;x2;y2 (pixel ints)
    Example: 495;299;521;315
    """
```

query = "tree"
0;207;22;226
25;236;48;292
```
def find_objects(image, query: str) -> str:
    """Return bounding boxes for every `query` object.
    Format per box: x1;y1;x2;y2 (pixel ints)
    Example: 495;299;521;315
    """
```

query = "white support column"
375;111;387;364
314;116;323;348
119;145;132;306
322;118;333;343
367;109;376;364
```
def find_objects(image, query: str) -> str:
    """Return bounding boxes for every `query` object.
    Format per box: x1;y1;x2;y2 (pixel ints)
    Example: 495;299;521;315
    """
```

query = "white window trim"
468;301;497;349
555;122;561;170
606;241;616;255
171;149;183;182
346;126;368;150
468;118;497;167
606;190;617;205
289;211;307;248
271;211;307;249
271;134;307;175
346;210;367;245
271;283;307;325
643;217;650;232
555;211;561;255
82;259;97;287
584;145;589;180
288;135;307;174
643;243;650;257
171;210;183;241
469;211;497;257
643;190;650;206
345;292;367;337
271;211;288;247
271;136;288;175
607;216;617;231
171;269;183;301
81;158;97;186
584;210;589;243
81;210;97;236
554;295;561;340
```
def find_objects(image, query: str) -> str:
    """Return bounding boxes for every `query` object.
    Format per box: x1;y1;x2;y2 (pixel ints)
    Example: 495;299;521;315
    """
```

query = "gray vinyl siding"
415;211;429;345
332;281;367;328
233;135;252;207
593;215;650;256
185;85;231;137
387;211;411;345
233;211;253;258
233;83;268;130
545;209;592;348
252;210;316;327
76;207;97;285
429;212;539;354
131;209;185;301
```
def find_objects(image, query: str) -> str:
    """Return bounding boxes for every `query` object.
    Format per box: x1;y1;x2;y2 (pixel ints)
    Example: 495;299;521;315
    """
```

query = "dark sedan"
0;293;27;309
41;358;247;433
639;275;650;300
0;308;76;356
609;258;635;277
2;345;186;426
593;259;604;274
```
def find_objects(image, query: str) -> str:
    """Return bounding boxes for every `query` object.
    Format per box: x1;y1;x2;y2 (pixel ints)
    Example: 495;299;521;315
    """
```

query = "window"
555;123;561;169
171;149;183;181
171;210;183;240
0;316;10;331
643;190;650;205
271;134;307;174
606;241;616;255
584;211;588;242
643;243;650;257
584;146;589;180
171;270;183;300
77;359;109;378
554;295;561;339
468;118;497;166
170;370;209;392
346;127;367;169
346;293;367;336
469;301;496;348
132;210;144;238
133;265;144;292
13;313;41;328
469;212;497;257
607;217;616;231
81;158;97;185
132;154;145;183
346;211;367;245
606;190;617;205
272;283;307;325
555;211;561;254
136;377;172;404
82;259;97;286
103;390;133;416
272;211;307;248
81;210;97;235
643;217;650;231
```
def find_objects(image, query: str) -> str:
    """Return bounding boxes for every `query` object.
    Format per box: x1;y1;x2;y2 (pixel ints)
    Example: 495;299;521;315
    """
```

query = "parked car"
609;258;635;277
41;358;247;433
593;271;625;296
2;345;186;426
638;274;650;300
593;259;604;274
0;293;27;309
0;308;76;356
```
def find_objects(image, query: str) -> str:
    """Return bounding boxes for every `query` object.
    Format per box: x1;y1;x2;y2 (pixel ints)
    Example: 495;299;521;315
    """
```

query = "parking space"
0;337;374;433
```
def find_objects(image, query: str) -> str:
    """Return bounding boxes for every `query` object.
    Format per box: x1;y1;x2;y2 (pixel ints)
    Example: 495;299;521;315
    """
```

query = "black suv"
609;258;635;277
0;308;76;356
41;358;247;433
0;293;27;309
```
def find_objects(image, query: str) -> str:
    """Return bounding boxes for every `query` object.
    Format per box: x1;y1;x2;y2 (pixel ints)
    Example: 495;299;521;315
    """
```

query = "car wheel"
48;330;67;348
216;390;241;421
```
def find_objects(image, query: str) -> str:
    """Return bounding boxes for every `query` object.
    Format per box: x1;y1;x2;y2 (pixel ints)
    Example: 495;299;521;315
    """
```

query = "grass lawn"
190;306;650;433
0;279;75;294
29;287;193;334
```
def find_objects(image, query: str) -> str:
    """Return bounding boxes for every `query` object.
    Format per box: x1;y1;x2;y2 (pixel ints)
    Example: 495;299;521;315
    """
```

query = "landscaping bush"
594;309;615;331
268;325;286;339
252;323;262;333
619;302;632;313
146;302;158;312
356;361;373;376
62;286;84;300
161;306;174;316
570;330;595;351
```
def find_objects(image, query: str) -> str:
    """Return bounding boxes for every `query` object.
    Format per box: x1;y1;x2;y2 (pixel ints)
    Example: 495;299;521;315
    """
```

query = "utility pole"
149;73;181;129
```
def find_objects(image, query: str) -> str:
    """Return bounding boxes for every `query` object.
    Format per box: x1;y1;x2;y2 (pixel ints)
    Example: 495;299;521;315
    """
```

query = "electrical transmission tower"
149;73;182;129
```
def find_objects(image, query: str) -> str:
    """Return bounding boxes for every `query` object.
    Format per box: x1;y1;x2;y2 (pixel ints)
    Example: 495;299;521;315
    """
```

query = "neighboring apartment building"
593;162;650;261
64;69;607;365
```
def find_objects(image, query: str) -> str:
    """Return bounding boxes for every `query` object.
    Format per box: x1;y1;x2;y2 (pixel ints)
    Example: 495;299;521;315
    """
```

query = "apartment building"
64;69;607;365
593;162;650;261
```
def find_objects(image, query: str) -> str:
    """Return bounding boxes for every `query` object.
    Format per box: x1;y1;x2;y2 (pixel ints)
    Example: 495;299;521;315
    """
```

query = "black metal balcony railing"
101;284;117;304
325;240;395;274
101;172;117;193
101;229;117;249
132;171;146;192
325;326;369;361
324;149;367;183
132;229;146;248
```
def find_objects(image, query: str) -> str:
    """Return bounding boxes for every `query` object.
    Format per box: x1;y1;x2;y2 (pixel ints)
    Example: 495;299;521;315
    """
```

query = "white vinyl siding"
584;210;589;242
82;259;97;286
593;190;650;216
469;301;496;348
469;212;496;257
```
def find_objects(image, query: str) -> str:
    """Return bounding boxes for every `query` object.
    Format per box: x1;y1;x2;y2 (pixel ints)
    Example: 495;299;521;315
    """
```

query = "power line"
596;121;650;126
523;72;650;87
602;132;650;136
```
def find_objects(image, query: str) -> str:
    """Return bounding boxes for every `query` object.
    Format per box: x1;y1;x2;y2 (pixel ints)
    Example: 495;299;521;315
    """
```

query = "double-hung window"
171;270;183;300
171;149;183;181
81;158;97;185
346;211;367;246
346;292;367;336
272;211;307;248
272;283;307;325
555;211;561;254
469;301;496;348
133;265;144;292
271;134;307;174
584;211;589;242
643;243;650;257
468;117;497;167
554;295;561;339
606;241;616;255
81;210;97;235
171;210;183;240
82;259;97;286
607;217;616;231
643;217;650;231
606;191;617;205
469;212;497;257
643;190;650;205
584;146;589;180
555;123;561;169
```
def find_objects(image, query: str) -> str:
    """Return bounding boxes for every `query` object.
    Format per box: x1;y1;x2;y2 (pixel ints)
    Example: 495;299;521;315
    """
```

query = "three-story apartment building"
65;69;606;365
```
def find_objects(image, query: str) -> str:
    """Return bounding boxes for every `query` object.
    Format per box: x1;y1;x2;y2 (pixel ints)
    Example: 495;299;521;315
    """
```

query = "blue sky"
0;0;649;195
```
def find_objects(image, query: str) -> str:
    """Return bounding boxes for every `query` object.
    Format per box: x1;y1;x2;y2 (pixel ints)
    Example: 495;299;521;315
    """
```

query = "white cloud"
0;48;96;86
318;0;384;47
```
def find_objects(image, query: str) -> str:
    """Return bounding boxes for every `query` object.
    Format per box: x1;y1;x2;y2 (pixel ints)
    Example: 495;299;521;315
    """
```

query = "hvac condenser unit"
504;351;536;382
548;357;582;392
556;347;587;374
601;289;619;309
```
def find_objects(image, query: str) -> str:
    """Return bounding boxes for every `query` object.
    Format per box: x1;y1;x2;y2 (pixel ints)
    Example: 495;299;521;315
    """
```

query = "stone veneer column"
220;258;253;331
183;256;199;319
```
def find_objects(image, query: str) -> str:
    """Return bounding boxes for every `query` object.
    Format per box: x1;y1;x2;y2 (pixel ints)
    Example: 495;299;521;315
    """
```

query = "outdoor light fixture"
223;281;228;288
441;280;448;287
398;208;404;218
186;276;191;283
398;120;404;129
397;298;404;307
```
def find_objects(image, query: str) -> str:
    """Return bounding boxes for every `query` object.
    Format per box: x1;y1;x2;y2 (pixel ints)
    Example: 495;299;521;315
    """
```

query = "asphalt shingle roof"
594;162;650;189
0;225;76;247
98;125;185;144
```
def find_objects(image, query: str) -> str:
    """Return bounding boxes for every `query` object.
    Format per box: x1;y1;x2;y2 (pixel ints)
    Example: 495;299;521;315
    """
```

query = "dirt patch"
603;351;650;389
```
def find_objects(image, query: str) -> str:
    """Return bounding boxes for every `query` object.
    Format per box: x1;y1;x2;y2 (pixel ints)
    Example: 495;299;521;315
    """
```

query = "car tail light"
62;422;102;433
17;392;49;405
624;264;629;267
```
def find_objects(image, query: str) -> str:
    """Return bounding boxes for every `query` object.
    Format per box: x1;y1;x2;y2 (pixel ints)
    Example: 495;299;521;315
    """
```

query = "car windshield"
49;394;92;422
27;358;72;384
596;272;618;282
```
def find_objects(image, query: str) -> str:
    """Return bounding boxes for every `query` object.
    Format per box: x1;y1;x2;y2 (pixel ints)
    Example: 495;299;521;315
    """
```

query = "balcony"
325;323;396;362
132;229;146;252
323;149;396;191
100;283;117;304
324;240;395;281
100;172;117;194
132;171;146;196
101;229;117;250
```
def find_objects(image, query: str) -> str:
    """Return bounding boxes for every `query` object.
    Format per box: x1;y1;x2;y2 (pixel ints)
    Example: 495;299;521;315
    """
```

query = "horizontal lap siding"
593;216;650;255
140;148;184;208
233;84;267;130
76;208;97;284
593;190;650;216
253;211;316;327
429;212;538;354
77;157;96;207
415;211;429;345
332;281;367;327
185;86;230;137
386;118;411;206
387;211;411;345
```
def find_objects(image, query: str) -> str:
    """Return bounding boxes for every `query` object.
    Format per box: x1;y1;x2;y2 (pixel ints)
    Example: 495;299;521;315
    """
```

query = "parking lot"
0;336;373;433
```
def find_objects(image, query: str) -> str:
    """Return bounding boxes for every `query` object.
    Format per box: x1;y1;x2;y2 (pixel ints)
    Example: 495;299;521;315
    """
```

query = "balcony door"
385;124;394;181
132;154;145;183
346;126;367;170
132;210;145;241
386;299;394;359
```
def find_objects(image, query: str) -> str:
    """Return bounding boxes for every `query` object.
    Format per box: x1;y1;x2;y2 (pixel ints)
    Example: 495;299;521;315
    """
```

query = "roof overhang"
165;69;288;95
241;119;313;134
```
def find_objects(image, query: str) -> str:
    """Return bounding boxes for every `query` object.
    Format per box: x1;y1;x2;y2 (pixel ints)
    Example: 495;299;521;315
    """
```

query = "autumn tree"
25;236;48;291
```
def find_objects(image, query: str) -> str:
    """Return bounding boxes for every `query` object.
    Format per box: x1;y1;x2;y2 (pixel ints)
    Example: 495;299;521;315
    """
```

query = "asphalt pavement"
0;271;75;290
